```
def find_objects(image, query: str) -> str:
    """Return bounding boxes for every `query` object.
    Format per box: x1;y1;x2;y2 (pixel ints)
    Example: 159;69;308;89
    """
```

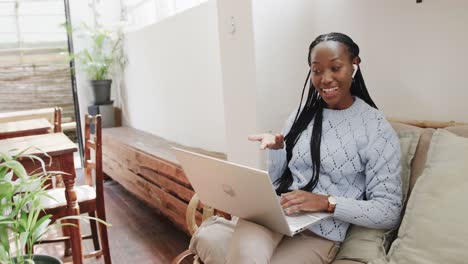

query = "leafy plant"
65;23;125;81
0;150;109;264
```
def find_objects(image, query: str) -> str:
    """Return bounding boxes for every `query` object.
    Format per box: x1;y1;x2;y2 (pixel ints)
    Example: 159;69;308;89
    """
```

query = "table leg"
61;153;84;264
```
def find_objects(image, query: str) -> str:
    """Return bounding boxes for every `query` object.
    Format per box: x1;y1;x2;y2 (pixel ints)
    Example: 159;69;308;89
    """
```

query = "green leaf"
19;232;29;249
0;152;13;163
31;215;51;244
0;227;10;254
60;215;112;227
0;160;27;179
0;182;13;197
0;245;10;263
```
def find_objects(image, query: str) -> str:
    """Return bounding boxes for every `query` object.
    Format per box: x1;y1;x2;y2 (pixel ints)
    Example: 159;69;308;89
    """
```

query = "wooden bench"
102;127;227;234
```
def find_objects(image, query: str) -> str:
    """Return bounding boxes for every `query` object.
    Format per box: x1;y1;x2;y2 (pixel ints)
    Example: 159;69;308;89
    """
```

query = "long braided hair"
274;32;378;195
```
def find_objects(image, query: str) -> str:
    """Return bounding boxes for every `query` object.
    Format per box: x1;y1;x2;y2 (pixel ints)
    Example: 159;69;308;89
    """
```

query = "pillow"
445;125;468;138
407;128;435;195
189;216;236;263
369;129;468;264
335;130;420;263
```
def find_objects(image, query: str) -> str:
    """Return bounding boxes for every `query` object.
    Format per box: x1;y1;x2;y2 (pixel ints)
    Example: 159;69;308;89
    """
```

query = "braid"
274;32;378;195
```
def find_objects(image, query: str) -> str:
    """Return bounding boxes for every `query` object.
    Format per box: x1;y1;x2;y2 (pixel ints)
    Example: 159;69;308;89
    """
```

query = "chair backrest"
84;114;103;200
53;107;62;132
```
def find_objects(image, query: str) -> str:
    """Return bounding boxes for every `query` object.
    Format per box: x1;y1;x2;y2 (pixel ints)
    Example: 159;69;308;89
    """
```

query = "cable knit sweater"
268;97;402;242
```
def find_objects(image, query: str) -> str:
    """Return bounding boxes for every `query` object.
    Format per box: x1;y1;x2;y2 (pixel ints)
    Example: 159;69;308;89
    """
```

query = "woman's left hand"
280;190;328;214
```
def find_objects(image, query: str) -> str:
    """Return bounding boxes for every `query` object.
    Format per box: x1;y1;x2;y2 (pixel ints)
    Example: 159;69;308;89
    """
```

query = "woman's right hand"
248;133;285;150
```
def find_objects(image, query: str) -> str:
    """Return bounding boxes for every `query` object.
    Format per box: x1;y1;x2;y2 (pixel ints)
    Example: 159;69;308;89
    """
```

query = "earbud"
352;64;358;78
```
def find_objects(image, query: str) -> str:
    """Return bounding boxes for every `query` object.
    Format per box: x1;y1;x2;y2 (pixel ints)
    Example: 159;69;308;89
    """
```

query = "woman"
193;32;402;264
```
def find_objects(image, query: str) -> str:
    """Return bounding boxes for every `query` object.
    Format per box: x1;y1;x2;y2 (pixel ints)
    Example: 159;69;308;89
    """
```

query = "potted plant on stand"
72;25;125;105
0;151;108;264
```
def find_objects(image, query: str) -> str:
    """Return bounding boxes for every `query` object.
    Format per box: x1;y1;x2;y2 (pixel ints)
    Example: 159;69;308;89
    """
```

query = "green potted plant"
66;23;125;104
0;150;108;264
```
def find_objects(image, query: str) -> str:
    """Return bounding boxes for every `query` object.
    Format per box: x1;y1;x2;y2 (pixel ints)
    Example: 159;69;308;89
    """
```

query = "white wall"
123;0;227;152
248;0;468;168
252;0;468;135
216;0;260;167
252;0;319;138
309;0;468;123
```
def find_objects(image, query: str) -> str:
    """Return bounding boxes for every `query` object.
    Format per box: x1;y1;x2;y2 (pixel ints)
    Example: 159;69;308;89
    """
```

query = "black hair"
274;32;378;195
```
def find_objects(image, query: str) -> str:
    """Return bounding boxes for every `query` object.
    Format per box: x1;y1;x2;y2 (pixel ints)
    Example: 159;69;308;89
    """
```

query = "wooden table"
0;118;52;140
0;133;84;264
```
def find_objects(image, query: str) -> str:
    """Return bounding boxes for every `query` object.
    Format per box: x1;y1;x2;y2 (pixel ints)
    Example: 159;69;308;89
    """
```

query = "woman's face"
310;41;357;110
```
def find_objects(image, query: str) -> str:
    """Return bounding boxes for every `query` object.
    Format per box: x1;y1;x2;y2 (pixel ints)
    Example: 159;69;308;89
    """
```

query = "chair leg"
61;220;72;257
96;207;111;264
89;211;101;252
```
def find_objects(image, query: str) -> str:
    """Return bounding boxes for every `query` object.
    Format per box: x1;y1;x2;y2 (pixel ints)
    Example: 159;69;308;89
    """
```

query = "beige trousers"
190;217;339;264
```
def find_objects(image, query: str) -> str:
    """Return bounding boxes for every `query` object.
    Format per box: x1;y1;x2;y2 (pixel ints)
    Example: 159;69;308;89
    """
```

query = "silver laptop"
173;147;331;237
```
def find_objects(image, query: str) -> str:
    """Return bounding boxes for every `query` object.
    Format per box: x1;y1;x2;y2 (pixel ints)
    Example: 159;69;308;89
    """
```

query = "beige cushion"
332;260;364;264
40;185;96;209
408;128;434;195
445;125;468;138
189;216;237;263
390;121;423;134
334;129;420;263
370;129;468;264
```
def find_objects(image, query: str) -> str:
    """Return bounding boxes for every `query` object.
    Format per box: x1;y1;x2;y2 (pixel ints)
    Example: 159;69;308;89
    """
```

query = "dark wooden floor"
34;175;193;264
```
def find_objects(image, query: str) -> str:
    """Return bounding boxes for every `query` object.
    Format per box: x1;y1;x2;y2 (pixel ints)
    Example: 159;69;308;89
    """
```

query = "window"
122;0;208;30
0;0;67;49
0;0;78;144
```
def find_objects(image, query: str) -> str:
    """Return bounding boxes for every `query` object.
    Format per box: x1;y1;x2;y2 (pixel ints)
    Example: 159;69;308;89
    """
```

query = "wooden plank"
0;108;56;124
103;147;204;211
61;121;76;132
102;127;227;166
138;166;195;204
101;127;224;233
0;63;75;124
0;118;52;140
103;152;202;233
0;133;77;157
103;138;196;203
103;135;191;186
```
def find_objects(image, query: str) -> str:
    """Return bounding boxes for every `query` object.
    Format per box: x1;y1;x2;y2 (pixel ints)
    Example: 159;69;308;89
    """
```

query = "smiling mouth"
321;87;338;94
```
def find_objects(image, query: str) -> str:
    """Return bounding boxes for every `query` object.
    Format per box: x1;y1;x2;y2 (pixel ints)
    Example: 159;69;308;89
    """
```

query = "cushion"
445;125;468;138
40;185;96;208
408;128;435;195
189;216;237;263
334;129;420;263
390;121;423;134
369;129;468;264
332;260;364;264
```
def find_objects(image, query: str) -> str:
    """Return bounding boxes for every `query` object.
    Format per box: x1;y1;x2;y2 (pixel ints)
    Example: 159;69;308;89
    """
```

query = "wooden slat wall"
102;127;226;234
0;62;75;123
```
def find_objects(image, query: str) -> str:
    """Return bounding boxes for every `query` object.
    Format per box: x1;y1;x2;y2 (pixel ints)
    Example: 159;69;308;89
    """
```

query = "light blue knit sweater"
268;97;402;242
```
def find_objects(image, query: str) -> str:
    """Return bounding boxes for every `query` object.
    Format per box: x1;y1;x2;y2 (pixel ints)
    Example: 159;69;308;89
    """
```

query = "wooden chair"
53;107;62;133
36;114;111;263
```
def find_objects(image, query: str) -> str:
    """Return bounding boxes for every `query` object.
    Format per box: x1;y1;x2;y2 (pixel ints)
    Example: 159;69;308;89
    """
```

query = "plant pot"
90;79;112;104
13;254;63;264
